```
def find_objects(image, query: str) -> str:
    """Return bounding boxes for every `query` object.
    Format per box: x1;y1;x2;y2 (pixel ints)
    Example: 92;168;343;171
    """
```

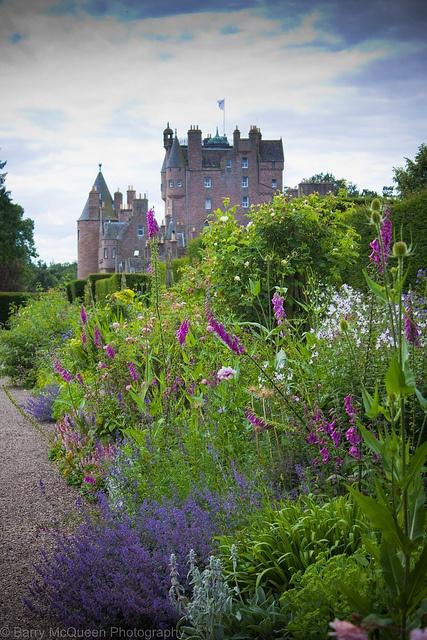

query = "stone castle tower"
77;165;150;279
161;123;284;242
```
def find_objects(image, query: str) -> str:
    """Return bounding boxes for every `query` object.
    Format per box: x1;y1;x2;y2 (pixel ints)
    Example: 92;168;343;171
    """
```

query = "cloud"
0;0;425;262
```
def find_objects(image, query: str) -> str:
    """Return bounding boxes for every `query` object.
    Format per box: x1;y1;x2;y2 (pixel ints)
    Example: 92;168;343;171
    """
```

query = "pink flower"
53;361;73;383
217;366;237;381
146;207;159;239
272;291;286;325
80;305;87;325
410;629;427;640
329;619;368;640
176;319;190;346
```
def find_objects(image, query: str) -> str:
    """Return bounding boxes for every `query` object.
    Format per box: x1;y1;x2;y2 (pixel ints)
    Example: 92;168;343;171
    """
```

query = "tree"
27;260;77;291
0;160;37;291
393;143;427;197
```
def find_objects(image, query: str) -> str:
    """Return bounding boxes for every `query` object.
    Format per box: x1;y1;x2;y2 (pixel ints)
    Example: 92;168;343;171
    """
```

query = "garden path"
0;380;77;634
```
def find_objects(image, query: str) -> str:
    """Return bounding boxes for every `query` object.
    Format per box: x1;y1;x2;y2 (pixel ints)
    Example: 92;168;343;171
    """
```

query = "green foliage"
95;272;151;304
0;291;34;326
282;551;379;639
392;189;427;284
219;495;367;596
28;261;77;292
84;273;112;304
66;278;87;303
200;192;359;319
171;257;190;284
393;143;427;197
0;289;78;386
0;160;37;291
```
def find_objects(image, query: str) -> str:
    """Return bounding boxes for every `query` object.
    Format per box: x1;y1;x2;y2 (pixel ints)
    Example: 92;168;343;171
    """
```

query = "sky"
1;0;426;263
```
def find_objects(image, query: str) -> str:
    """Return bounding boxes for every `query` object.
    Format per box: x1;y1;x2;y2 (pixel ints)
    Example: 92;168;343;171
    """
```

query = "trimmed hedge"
0;292;35;326
95;273;152;304
66;279;87;303
170;257;189;284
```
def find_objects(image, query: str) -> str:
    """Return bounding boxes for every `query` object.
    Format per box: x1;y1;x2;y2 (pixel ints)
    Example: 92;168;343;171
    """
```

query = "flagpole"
223;102;225;136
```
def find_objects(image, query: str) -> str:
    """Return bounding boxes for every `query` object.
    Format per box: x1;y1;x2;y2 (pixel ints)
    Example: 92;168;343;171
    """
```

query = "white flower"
234;275;241;282
220;215;228;222
244;261;250;267
217;366;237;381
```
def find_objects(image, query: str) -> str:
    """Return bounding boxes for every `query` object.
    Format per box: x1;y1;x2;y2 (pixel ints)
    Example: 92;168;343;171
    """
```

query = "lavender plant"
22;384;59;422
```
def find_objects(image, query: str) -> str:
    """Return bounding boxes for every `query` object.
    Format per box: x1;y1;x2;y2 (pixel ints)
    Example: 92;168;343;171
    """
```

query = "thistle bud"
370;210;382;225
370;198;382;212
339;317;349;332
392;241;408;258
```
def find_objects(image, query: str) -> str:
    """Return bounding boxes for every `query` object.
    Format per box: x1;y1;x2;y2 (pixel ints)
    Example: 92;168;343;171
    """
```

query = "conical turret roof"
80;165;115;220
166;135;186;169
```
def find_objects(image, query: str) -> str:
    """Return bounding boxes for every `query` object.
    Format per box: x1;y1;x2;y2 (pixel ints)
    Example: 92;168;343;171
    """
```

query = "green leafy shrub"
0;289;78;386
66;278;87;303
282;551;380;639
219;495;367;596
94;273;151;304
0;291;34;326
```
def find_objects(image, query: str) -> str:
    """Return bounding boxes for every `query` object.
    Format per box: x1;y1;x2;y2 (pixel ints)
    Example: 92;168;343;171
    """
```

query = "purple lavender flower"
83;476;96;485
205;303;245;355
81;330;86;345
146;207;159;239
93;325;102;348
104;344;116;359
404;305;421;346
176;319;190;346
272;291;286;325
22;385;59;422
80;305;88;325
245;408;273;432
128;362;139;382
53;361;73;383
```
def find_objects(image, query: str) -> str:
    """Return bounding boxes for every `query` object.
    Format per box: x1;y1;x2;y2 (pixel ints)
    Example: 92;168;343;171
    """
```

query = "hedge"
66;279;87;303
0;292;35;326
95;273;152;304
170;257;189;284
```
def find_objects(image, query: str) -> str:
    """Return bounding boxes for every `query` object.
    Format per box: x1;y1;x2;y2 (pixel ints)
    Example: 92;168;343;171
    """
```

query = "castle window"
242;196;249;208
168;180;174;188
204;177;212;188
77;230;80;241
242;176;248;188
137;226;145;237
226;159;232;169
177;180;183;187
272;179;277;189
242;157;248;169
272;161;276;169
103;248;108;259
112;248;116;259
205;198;212;210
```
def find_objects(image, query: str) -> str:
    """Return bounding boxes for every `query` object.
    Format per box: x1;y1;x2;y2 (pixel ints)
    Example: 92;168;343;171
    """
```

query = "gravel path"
0;380;78;635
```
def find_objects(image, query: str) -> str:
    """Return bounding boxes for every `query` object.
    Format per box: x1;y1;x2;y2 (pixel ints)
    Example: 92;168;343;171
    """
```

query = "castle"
77;124;284;279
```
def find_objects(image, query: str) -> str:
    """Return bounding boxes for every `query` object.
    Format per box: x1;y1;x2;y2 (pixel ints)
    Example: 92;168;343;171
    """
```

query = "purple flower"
369;210;393;272
320;447;330;464
104;344;116;359
75;373;84;385
245;408;273;432
272;291;286;326
176;319;190;346
348;445;361;460
146;207;159;239
80;305;88;325
128;362;139;382
330;430;341;447
345;426;361;446
217;366;237;381
93;325;102;348
53;361;73;383
205;303;245;355
81;330;86;345
344;394;357;425
83;476;96;485
404;305;421;346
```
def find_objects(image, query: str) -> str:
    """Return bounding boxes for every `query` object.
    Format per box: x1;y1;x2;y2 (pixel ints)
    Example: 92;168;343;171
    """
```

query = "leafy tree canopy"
0;160;37;291
27;260;78;291
393;143;427;197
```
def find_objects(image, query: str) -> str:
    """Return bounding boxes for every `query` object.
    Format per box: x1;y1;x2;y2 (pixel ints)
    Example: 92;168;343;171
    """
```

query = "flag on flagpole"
217;98;225;111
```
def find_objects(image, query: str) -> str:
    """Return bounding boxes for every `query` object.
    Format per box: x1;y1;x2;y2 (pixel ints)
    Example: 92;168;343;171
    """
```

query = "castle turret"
163;123;173;151
77;164;114;279
187;125;202;169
